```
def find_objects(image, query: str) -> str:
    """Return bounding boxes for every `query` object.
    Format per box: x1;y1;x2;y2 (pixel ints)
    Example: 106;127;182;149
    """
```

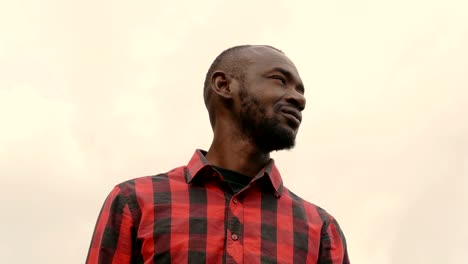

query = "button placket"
229;196;242;241
225;195;244;263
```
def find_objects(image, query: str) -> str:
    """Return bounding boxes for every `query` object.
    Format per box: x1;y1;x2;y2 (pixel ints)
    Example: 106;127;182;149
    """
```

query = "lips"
280;107;302;125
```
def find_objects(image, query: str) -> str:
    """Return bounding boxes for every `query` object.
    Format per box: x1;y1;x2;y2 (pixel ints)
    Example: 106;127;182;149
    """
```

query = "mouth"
280;107;302;126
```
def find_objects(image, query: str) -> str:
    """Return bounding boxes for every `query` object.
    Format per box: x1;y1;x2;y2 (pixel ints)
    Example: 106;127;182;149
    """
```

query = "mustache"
274;103;302;113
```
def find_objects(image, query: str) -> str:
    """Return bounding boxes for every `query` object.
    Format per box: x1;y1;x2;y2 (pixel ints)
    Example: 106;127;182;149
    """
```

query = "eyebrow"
270;67;305;94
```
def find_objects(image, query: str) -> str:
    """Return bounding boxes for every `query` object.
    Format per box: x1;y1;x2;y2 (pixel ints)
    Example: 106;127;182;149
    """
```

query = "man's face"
236;47;306;152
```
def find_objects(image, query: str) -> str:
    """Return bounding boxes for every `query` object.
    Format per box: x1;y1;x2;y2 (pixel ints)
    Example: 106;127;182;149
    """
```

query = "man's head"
204;45;306;153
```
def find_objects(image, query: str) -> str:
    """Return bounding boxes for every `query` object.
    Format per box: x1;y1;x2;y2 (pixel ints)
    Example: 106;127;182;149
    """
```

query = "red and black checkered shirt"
86;150;350;263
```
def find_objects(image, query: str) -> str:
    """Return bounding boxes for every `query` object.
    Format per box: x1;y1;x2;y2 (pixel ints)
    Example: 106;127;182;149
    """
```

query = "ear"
210;71;235;99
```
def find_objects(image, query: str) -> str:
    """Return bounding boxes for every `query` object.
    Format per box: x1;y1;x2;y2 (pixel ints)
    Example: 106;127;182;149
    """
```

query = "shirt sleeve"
318;216;350;264
86;186;137;264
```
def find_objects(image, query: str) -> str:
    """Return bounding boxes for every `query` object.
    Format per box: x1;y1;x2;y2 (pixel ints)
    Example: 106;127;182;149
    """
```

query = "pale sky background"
0;0;467;263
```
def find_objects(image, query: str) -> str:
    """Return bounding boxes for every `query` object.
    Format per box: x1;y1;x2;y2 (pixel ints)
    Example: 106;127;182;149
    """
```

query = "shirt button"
231;234;239;241
233;198;238;204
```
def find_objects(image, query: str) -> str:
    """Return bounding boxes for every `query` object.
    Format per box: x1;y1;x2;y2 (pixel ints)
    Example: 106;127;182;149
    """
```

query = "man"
86;45;350;263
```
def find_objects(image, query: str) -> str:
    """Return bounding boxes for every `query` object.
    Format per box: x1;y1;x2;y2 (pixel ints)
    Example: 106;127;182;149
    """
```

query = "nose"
285;89;306;111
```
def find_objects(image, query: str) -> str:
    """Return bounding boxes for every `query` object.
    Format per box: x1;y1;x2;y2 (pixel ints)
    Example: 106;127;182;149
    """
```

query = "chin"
271;142;296;152
255;129;297;153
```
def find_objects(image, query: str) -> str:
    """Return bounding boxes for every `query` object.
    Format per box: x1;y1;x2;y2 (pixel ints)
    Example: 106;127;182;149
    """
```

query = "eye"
271;75;286;85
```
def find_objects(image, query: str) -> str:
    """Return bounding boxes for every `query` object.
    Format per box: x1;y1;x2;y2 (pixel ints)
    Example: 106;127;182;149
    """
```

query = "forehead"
243;46;301;78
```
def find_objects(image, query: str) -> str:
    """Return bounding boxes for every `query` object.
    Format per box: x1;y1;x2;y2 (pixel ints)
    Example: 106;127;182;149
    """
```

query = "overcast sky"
1;0;467;263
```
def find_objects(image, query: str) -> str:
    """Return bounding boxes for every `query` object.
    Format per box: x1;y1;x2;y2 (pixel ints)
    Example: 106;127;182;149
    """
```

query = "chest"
136;184;322;263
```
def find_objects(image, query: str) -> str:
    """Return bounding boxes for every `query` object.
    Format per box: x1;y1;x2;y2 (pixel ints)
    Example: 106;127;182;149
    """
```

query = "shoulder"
101;166;187;215
106;165;188;203
114;165;186;191
282;186;337;225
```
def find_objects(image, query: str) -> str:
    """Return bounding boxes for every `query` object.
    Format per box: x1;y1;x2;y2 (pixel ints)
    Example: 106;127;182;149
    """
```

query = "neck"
205;121;270;177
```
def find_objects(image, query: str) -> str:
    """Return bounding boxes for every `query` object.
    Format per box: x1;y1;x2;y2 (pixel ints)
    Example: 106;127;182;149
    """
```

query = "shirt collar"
185;149;284;197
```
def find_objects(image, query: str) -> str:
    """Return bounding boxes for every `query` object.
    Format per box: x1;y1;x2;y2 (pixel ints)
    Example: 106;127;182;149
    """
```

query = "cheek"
264;107;281;122
271;102;283;114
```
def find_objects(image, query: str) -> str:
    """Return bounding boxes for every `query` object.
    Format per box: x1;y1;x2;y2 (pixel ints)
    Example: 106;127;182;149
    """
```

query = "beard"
238;87;297;153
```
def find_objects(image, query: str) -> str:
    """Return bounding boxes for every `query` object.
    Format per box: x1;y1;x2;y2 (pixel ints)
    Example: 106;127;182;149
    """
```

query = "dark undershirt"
213;166;252;194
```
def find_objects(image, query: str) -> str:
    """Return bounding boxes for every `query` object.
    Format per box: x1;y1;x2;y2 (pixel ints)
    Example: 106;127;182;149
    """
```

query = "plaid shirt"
86;150;350;263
